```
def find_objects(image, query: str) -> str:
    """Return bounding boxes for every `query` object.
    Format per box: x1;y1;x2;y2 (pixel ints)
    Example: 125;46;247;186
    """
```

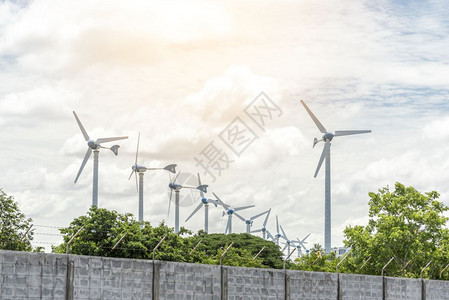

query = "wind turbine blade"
168;190;173;217
213;193;230;210
251;229;263;233
314;140;330;178
74;148;92;183
276;216;280;234
334;130;371;137
301;233;311;242
250;210;268;221
280;224;289;241
135;132;140;165
197;173;204;198
96;136;128;144
173;171;181;183
233;212;246;222
164;164;177;173
73;111;90;141
234;205;255;212
225;218;231;234
185;203;203;222
266;230;274;240
282;244;287;252
263;208;271;227
300;100;327;133
128;170;134;180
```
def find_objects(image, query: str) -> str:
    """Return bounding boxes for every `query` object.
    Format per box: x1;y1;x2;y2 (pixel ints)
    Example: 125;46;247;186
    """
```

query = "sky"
1;0;449;253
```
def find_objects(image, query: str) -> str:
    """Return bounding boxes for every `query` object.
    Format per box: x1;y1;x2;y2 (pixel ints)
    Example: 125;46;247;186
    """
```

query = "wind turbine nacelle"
201;197;208;204
169;183;181;190
245;220;251;225
323;132;334;142
227;209;234;215
87;140;99;149
133;165;147;173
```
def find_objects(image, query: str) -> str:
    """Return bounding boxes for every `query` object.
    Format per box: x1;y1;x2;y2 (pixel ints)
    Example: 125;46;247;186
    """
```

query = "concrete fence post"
65;258;74;300
152;261;160;300
337;273;342;300
221;266;228;299
284;272;290;300
422;279;426;300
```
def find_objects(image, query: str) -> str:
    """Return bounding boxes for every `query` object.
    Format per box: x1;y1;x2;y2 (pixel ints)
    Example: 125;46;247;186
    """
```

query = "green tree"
53;206;192;261
292;244;340;272
0;189;34;251
344;182;449;279
185;232;284;268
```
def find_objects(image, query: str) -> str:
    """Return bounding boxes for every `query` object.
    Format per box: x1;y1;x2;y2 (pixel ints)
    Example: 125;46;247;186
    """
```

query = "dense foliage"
343;182;449;279
53;206;285;268
0;189;34;251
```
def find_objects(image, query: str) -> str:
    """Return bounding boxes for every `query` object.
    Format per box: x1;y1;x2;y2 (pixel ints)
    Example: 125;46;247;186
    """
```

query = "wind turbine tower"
73;111;128;207
301;100;371;253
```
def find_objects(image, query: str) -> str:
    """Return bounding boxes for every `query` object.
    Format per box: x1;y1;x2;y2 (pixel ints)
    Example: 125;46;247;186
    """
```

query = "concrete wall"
287;270;338;299
339;273;383;300
225;266;285;299
2;250;449;299
155;261;221;299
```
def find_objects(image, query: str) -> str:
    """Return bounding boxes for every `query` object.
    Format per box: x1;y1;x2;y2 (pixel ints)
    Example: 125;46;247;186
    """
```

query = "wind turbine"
128;132;177;227
213;193;255;234
294;233;310;258
73;111;128;207
234;209;270;233
168;172;208;233
279;224;296;255
250;208;272;239
274;215;283;246
301;100;371;253
184;173;220;233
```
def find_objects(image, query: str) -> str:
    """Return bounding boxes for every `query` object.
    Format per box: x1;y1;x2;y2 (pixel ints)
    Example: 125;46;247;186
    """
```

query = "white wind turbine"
213;193;255;234
294;233;311;258
128;132;177;227
250;208;272;239
273;215;283;246
184;173;220;233
279;224;296;255
235;209;270;234
168;172;208;234
73;111;128;207
301;100;371;253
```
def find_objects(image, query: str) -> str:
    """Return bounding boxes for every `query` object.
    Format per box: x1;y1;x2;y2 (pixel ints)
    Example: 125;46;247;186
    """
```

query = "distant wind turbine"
73;111;128;207
184;173;220;233
214;193;254;234
250;208;272;239
168;171;208;233
301;100;371;253
234;209;270;234
128;132;177;227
